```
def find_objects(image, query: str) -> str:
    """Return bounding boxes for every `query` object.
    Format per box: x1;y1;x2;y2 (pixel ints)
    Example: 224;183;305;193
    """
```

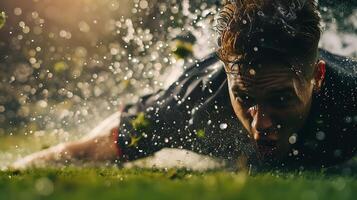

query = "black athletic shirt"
117;49;357;169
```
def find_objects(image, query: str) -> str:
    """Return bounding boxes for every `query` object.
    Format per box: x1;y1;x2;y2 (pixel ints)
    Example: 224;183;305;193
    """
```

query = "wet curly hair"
215;0;321;73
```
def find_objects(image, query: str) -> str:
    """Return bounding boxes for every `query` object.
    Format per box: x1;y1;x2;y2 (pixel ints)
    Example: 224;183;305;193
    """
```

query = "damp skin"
225;59;321;161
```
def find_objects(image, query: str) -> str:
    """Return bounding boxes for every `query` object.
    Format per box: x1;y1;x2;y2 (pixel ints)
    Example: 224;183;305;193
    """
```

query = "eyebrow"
265;88;296;97
231;86;296;98
225;60;245;73
230;84;247;94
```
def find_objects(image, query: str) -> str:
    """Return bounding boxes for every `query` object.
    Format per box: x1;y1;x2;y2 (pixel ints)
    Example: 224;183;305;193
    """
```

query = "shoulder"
319;49;357;79
318;49;357;112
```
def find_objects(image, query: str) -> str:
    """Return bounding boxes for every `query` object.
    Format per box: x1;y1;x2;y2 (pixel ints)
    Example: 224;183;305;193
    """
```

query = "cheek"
284;79;314;125
273;109;305;127
269;101;310;135
269;85;313;131
228;89;252;128
292;78;314;106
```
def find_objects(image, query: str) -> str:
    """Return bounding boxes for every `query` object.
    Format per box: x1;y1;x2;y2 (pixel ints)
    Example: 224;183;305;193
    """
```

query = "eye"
225;60;244;74
230;63;240;72
234;93;255;108
267;95;298;108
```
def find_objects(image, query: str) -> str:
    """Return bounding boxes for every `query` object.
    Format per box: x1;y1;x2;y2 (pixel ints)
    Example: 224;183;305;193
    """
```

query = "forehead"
227;62;299;96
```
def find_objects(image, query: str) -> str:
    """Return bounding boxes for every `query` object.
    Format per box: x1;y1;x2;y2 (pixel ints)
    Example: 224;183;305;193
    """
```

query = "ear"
313;60;326;92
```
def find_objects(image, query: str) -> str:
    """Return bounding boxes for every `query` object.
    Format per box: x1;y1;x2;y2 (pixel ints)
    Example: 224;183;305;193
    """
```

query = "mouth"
254;133;279;158
256;139;277;147
257;145;277;160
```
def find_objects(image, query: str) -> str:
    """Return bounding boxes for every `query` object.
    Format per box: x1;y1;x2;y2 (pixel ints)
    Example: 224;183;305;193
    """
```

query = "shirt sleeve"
116;54;250;162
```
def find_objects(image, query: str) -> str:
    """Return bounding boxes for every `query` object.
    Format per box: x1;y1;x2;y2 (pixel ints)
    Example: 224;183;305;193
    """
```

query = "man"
11;0;356;170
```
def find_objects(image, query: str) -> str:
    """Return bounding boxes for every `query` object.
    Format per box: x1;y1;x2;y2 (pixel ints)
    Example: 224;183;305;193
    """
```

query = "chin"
258;145;277;160
257;143;289;163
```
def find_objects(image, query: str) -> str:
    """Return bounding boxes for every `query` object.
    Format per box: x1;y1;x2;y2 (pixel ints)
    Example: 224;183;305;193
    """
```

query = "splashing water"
0;0;356;169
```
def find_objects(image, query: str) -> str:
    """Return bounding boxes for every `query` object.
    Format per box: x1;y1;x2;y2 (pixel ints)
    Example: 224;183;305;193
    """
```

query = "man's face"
225;58;315;162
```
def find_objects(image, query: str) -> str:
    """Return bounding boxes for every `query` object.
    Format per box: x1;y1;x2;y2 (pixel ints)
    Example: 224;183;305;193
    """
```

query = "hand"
9;143;71;170
9;111;122;170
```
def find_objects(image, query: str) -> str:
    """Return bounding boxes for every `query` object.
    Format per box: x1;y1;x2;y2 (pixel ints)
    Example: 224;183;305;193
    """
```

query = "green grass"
1;134;356;200
1;167;356;200
0;132;81;168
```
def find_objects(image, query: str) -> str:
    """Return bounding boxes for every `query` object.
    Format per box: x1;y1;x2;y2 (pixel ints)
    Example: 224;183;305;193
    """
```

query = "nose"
248;105;273;140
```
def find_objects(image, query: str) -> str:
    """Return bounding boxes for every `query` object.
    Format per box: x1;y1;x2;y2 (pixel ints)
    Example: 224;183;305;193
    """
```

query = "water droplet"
14;8;22;16
219;123;228;130
316;131;325;140
292;149;299;156
334;149;342;157
249;69;256;76
345;116;352;123
257;11;264;16
288;134;297;144
35;177;54;196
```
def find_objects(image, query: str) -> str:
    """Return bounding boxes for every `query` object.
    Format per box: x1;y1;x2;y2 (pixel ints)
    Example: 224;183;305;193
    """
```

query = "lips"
257;144;277;159
256;138;277;147
254;133;278;158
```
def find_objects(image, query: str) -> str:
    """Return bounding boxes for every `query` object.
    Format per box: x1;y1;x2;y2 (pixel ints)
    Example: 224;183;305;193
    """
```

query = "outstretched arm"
10;53;234;169
10;112;122;170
